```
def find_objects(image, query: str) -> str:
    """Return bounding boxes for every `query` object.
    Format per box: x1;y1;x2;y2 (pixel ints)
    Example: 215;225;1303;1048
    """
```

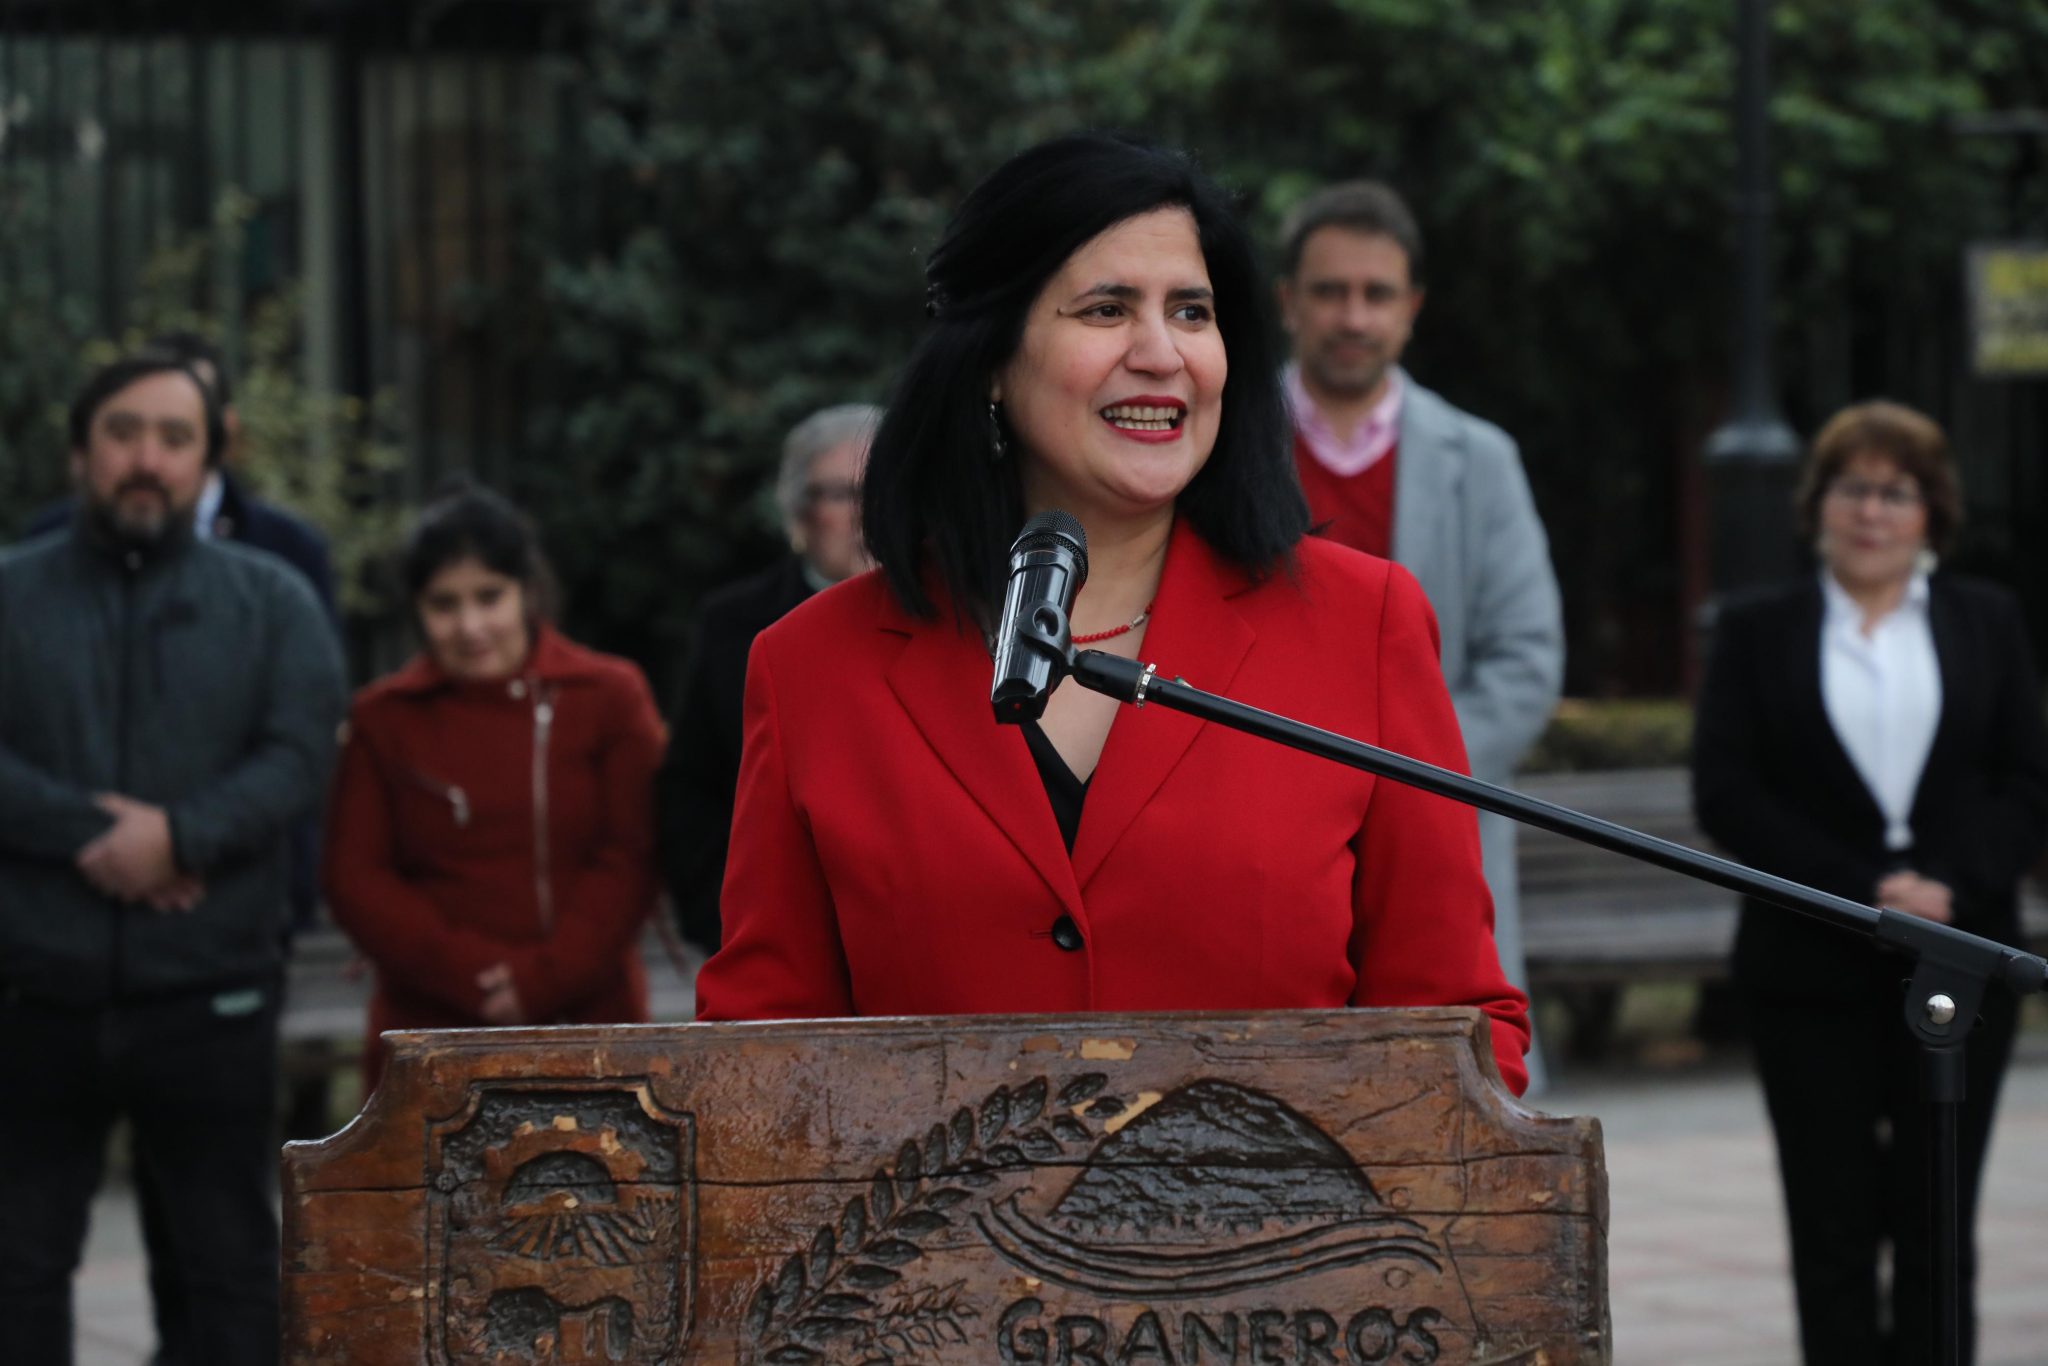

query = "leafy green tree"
525;0;1133;685
532;0;2044;693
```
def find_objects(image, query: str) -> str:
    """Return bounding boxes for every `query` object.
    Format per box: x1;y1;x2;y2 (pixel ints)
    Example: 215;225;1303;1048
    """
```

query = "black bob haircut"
67;350;229;467
400;478;557;621
861;132;1307;628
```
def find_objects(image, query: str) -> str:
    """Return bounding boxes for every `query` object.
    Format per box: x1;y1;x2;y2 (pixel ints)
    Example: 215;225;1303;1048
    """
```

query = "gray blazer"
1391;370;1564;785
1388;371;1563;1086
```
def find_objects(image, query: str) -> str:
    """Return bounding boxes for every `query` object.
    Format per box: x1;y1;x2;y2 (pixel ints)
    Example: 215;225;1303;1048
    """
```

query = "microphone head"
992;510;1088;725
1013;509;1088;589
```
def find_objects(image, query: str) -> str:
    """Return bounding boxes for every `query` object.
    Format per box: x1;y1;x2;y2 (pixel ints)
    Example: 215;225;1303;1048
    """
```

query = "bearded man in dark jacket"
0;351;345;1366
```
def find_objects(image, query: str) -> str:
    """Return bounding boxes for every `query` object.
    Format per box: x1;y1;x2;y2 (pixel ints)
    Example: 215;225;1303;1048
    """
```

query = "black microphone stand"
1055;646;2047;1366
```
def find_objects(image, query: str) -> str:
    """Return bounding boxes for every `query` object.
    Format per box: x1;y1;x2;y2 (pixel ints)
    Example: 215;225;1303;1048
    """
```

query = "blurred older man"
658;404;880;949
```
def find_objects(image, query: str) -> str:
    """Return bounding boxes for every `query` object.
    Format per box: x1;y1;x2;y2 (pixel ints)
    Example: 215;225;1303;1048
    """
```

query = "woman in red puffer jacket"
324;484;666;1093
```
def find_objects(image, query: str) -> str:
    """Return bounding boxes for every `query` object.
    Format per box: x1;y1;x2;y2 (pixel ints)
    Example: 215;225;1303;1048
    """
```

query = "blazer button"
1050;915;1084;952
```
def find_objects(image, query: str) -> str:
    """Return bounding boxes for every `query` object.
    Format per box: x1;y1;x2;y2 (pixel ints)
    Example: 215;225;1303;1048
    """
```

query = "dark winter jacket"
0;521;345;1004
656;553;815;948
26;478;339;922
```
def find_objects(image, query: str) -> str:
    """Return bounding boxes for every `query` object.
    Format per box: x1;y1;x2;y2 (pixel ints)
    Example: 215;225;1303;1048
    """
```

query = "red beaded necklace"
1072;603;1154;646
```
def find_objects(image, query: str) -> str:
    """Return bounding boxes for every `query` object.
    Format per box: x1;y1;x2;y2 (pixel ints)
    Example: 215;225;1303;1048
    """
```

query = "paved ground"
1545;1037;2048;1365
68;1033;2048;1364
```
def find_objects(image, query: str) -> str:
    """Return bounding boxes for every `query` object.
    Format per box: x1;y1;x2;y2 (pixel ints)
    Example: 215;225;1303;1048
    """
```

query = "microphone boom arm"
1066;647;2048;1011
1061;637;2030;1366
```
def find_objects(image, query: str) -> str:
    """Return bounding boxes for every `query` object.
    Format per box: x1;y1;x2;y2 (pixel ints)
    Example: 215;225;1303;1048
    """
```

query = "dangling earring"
1914;546;1939;577
987;402;1008;464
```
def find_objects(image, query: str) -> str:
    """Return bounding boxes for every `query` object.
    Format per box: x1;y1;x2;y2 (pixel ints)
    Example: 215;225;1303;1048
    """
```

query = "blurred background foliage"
1526;698;1695;774
0;168;93;537
5;0;2045;702
526;0;2048;696
521;0;1109;681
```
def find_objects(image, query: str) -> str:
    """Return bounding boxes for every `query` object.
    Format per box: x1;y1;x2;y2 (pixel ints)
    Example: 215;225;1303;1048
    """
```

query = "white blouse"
1819;570;1942;851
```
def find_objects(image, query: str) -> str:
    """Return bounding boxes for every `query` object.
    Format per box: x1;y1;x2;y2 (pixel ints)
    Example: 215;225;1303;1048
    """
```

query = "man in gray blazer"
1278;180;1565;1089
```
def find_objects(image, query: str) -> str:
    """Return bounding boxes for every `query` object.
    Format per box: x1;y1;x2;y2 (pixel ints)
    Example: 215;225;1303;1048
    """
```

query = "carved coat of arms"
426;1083;695;1364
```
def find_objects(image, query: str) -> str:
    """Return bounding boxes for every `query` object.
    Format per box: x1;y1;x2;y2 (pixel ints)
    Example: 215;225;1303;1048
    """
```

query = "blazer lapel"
1909;577;1963;830
881;595;1086;920
1789;581;1888;827
1390;370;1462;586
1071;521;1255;889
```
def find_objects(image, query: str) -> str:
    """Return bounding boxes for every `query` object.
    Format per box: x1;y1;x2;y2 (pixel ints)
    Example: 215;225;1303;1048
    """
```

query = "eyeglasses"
1825;478;1923;512
802;479;861;509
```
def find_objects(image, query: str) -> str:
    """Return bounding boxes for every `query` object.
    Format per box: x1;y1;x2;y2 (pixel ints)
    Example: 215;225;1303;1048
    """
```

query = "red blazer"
695;520;1530;1093
325;625;665;1087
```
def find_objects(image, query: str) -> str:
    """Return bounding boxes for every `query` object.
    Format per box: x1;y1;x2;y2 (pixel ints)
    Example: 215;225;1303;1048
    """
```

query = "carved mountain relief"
743;1076;1455;1364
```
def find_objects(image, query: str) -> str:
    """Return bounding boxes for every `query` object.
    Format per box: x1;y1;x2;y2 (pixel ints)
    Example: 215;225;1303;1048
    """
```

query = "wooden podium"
282;1009;1607;1364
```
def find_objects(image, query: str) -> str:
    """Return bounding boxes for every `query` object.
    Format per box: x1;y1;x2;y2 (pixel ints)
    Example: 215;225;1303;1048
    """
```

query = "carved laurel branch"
747;1071;1129;1366
851;1280;978;1362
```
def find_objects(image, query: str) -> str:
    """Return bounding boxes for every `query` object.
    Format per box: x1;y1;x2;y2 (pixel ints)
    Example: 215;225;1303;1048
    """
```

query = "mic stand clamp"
1131;661;1159;708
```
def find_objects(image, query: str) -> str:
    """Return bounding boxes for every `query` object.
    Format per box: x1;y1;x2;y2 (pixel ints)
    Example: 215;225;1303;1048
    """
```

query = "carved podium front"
282;1009;1607;1364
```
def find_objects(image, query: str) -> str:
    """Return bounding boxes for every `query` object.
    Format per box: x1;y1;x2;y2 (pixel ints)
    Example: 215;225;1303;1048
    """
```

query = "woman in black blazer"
1693;400;2048;1366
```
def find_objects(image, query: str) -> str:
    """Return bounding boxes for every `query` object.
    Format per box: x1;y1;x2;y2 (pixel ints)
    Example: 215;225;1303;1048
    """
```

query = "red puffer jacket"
324;624;666;1090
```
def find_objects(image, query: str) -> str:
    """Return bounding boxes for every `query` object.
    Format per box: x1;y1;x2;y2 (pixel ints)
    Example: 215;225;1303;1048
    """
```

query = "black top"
656;554;816;949
1022;721;1088;854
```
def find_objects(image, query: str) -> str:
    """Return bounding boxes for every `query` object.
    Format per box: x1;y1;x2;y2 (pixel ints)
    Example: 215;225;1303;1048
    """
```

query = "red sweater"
1294;431;1398;560
324;625;665;1086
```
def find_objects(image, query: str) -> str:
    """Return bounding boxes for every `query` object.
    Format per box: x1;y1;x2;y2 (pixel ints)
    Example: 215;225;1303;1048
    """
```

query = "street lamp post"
1704;0;1802;600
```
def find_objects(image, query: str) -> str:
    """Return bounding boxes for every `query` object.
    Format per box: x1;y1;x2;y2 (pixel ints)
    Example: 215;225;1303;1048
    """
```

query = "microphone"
991;510;1088;725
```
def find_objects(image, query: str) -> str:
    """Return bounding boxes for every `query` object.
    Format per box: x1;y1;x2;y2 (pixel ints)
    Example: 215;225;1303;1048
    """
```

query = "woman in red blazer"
694;134;1529;1093
325;485;666;1092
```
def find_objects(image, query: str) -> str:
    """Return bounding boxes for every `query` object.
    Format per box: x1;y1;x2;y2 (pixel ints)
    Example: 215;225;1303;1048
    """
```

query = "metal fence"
0;0;579;499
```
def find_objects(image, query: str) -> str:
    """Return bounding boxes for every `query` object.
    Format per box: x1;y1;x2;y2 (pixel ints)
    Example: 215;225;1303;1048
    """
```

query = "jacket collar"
878;517;1258;922
71;503;197;573
383;621;594;696
1819;565;1932;634
208;469;252;541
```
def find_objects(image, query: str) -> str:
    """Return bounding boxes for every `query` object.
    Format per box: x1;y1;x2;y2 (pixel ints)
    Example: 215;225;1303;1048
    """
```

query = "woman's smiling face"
996;206;1227;524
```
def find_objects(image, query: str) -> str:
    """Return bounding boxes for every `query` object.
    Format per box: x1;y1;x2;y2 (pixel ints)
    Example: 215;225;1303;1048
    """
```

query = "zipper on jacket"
399;766;470;827
531;681;557;933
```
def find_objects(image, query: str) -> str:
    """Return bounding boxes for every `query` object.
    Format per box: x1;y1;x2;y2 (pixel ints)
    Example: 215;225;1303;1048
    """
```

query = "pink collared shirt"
1285;364;1404;478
